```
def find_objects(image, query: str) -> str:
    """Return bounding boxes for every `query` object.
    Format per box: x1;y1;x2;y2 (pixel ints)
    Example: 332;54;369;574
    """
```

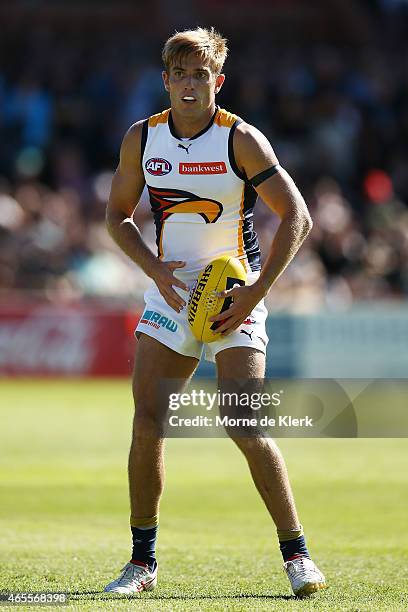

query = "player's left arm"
210;122;312;334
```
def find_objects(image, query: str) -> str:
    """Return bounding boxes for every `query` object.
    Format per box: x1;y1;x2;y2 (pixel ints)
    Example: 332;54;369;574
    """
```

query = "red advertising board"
0;303;141;377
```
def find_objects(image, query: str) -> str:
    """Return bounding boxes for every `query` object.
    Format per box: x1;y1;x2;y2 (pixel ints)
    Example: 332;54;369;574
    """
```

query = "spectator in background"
3;73;52;149
0;1;407;306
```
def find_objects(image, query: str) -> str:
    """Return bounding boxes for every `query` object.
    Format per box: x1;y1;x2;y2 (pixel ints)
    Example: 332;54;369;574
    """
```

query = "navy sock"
279;535;310;562
131;525;158;570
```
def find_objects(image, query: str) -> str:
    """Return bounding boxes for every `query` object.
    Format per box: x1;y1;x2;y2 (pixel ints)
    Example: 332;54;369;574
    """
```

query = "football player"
104;27;325;597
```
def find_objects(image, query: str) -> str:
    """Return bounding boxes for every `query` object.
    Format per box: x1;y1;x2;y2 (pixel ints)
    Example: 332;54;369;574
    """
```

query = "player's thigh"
215;346;266;379
133;333;198;421
216;347;265;438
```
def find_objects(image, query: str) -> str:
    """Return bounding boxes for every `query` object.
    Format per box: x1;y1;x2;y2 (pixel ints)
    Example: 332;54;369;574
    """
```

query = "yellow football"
187;256;247;343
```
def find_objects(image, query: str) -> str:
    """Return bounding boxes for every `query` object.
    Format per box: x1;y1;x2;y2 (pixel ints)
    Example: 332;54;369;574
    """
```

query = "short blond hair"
162;27;228;75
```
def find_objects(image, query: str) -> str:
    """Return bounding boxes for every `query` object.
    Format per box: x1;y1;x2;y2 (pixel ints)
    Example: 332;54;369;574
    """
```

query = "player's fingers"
164;261;188;291
159;287;185;312
217;316;241;334
216;287;235;299
158;278;187;306
221;321;242;335
164;296;183;313
224;319;244;333
166;286;186;308
172;277;189;291
209;306;238;322
166;260;186;271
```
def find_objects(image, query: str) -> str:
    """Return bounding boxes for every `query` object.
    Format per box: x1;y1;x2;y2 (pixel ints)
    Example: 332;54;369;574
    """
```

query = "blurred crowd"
1;0;408;311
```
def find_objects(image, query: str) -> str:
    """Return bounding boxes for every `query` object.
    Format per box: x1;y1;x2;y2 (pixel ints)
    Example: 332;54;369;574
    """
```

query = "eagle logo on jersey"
147;186;223;223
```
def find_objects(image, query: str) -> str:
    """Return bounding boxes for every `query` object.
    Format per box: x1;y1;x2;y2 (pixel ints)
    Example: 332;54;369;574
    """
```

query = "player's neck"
170;105;217;139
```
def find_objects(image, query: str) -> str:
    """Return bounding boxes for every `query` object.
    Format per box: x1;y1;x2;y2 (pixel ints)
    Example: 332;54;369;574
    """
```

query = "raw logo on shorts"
140;310;178;332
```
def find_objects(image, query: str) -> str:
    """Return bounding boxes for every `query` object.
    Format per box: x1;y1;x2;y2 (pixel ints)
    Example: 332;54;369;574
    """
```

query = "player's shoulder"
120;108;172;166
214;107;241;129
148;108;171;128
120;119;147;166
233;119;276;166
216;107;273;154
214;107;265;141
234;119;270;150
122;119;145;144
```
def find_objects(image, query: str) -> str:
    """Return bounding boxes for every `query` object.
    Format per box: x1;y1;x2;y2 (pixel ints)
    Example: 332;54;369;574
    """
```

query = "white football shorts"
135;272;269;362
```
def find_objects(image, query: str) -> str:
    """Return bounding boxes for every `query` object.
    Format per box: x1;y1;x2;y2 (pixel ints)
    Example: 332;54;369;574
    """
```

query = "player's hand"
150;260;189;313
209;284;265;336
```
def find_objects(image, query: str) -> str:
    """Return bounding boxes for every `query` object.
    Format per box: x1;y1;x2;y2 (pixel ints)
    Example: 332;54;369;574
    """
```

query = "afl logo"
145;158;172;176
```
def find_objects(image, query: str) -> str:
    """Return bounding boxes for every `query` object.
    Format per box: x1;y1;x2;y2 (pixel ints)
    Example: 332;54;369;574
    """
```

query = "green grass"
1;379;408;611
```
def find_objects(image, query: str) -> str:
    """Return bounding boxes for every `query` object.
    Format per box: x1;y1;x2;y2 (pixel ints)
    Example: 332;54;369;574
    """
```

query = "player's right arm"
106;121;188;312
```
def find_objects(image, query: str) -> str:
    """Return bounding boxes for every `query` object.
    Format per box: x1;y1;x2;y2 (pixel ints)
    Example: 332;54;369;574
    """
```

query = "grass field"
1;379;408;611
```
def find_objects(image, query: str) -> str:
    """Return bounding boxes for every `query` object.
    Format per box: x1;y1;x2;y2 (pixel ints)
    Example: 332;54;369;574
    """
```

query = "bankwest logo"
140;310;177;332
179;162;227;175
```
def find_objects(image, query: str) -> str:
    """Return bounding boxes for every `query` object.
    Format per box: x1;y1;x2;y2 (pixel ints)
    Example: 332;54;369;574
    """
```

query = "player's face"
162;54;225;118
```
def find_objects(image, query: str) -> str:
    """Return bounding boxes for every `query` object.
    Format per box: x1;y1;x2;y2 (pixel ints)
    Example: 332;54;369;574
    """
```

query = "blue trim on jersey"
228;119;246;181
228;119;261;272
141;119;149;160
168;107;218;141
242;182;261;272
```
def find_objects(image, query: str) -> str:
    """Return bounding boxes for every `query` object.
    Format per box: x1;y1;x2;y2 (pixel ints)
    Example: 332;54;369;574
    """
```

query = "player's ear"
162;71;170;92
214;73;225;94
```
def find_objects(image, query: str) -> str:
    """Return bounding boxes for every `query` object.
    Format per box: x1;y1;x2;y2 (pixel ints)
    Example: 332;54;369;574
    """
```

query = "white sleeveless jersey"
141;106;261;278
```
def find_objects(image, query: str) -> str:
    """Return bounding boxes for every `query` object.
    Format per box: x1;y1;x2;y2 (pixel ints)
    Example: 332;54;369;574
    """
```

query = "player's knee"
227;428;264;456
133;409;166;439
219;399;264;443
224;426;264;448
